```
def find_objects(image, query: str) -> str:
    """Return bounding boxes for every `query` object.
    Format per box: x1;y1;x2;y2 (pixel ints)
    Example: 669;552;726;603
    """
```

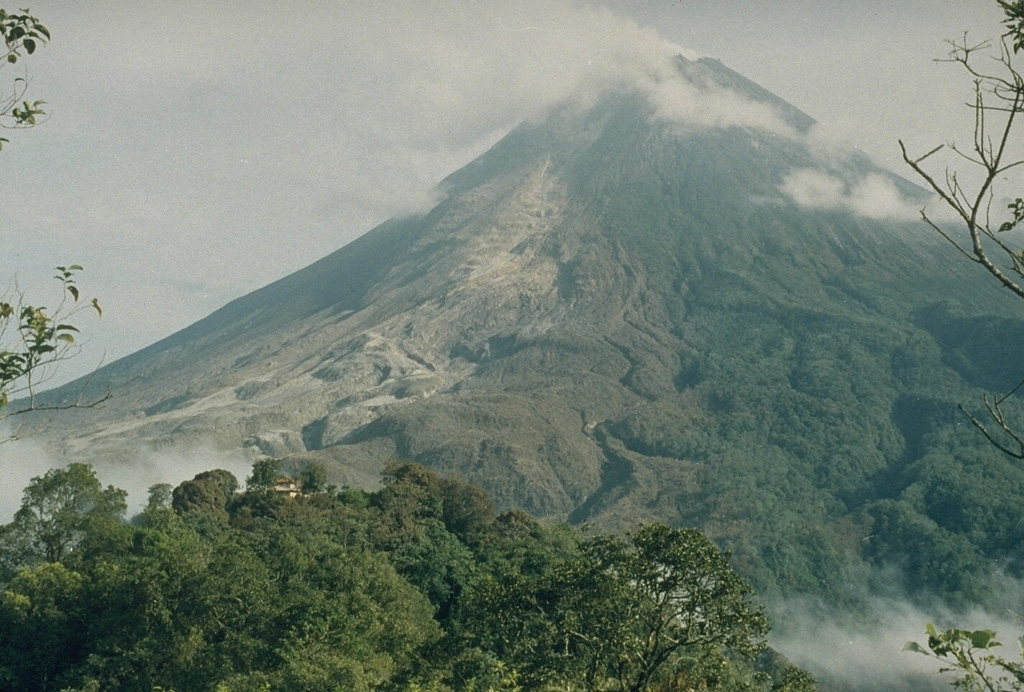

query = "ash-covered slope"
26;55;1024;603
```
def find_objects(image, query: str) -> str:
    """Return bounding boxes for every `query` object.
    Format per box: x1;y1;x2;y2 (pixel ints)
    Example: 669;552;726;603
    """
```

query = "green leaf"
56;334;74;345
66;285;79;301
970;630;999;649
904;641;929;654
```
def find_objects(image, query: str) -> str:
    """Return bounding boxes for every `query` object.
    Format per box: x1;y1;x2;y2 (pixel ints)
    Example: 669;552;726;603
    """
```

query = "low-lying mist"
0;430;253;522
770;578;1024;692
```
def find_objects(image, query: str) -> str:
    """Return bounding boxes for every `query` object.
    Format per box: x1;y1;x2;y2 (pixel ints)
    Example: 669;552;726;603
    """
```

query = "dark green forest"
0;461;814;692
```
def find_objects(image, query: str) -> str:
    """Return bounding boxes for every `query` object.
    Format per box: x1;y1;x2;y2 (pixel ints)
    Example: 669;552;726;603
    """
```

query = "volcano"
24;54;1024;604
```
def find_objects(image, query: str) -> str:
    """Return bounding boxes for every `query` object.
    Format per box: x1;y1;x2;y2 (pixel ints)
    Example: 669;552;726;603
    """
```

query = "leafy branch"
0;8;48;148
907;625;1024;692
0;266;103;417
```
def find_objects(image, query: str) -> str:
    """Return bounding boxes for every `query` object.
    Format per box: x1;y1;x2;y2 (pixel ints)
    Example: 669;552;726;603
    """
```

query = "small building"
272;476;300;498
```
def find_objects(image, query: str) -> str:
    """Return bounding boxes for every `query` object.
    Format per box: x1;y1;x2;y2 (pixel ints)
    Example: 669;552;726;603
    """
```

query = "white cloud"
781;167;920;221
848;174;920;220
780;168;847;209
643;70;799;136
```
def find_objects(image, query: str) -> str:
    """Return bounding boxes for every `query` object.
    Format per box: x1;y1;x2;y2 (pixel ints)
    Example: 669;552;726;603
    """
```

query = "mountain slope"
25;55;1024;605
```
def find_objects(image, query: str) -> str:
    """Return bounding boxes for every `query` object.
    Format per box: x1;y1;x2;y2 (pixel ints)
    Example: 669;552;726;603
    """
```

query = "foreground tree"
0;463;126;575
0;459;812;692
170;469;239;520
900;1;1024;456
465;523;769;692
245;457;282;491
592;524;770;692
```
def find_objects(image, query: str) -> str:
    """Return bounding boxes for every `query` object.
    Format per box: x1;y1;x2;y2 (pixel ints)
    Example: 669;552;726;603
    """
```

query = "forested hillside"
0;462;813;692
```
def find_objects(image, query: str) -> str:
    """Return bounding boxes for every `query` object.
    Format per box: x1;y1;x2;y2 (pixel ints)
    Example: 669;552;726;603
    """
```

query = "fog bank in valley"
770;580;1024;692
0;429;253;522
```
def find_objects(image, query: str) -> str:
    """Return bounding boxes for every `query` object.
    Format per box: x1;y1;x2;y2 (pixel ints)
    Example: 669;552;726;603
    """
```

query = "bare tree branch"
904;32;1024;456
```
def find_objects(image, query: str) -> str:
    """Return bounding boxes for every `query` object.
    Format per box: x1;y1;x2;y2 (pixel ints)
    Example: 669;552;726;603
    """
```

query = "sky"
0;0;1010;387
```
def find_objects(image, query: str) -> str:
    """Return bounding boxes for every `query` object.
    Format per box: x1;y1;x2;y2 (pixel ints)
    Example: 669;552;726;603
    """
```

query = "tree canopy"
0;460;813;692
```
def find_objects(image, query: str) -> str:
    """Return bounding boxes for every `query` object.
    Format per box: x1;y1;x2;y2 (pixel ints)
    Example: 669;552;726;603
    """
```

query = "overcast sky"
0;1;1008;387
